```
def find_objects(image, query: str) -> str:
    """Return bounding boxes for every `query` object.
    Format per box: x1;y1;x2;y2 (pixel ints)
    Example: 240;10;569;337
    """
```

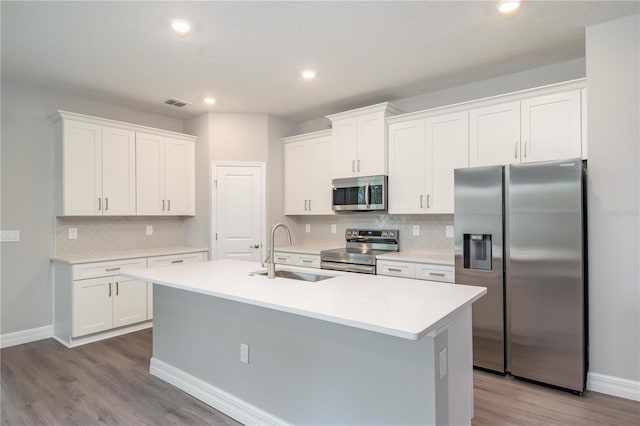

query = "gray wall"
585;14;640;382
0;79;183;334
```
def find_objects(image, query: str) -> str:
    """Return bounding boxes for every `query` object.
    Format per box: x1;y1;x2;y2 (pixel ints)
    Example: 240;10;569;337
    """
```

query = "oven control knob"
389;231;395;238
346;230;353;237
382;231;388;237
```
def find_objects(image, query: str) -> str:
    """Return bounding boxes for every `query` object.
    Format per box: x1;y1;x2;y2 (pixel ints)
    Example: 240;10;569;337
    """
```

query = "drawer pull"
276;257;287;261
171;259;184;264
105;267;121;272
116;281;119;296
108;282;112;297
301;259;313;263
429;272;446;277
388;268;403;272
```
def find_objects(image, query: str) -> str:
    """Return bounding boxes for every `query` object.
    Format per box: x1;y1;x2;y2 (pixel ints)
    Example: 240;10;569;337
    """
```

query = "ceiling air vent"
164;97;191;108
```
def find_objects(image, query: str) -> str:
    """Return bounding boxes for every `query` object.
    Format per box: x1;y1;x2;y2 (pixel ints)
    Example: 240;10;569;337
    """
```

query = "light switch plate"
146;225;153;236
68;228;77;240
1;230;20;242
445;225;454;238
240;343;249;364
412;225;420;236
305;224;311;233
331;224;337;234
439;348;447;379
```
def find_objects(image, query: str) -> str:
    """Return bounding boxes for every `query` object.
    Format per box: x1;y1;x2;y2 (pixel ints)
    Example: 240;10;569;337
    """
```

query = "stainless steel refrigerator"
454;159;586;393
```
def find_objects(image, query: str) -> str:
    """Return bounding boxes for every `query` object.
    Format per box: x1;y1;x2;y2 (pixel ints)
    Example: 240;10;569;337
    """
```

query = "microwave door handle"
365;182;370;208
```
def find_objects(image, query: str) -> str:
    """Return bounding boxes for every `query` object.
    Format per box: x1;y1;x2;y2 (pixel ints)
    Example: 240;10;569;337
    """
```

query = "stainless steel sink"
250;270;335;282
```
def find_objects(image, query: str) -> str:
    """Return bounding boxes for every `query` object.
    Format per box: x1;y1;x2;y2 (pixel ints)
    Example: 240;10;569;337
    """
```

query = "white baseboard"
150;357;290;426
587;372;640;401
1;325;53;348
60;322;153;348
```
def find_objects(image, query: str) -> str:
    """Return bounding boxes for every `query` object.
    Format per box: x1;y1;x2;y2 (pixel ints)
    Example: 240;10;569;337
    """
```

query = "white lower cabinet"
273;252;321;268
377;259;454;283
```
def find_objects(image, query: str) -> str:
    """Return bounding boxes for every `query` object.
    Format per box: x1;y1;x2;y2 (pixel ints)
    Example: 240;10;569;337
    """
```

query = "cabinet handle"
105;197;109;211
429;272;446;277
515;142;518;159
388;268;403;272
116;281;119;296
105;267;121;272
524;141;527;158
168;200;171;211
276;257;287;261
352;160;355;173
427;194;430;208
304;200;308;211
357;160;360;173
420;195;424;208
108;282;112;297
302;259;313;263
171;259;184;264
308;199;312;211
162;200;165;211
98;197;102;211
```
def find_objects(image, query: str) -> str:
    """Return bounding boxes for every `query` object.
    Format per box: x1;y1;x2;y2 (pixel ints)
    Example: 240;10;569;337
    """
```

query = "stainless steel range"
320;229;399;274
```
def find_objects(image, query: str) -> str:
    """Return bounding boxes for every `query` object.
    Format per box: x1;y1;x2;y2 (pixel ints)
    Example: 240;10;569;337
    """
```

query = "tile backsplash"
56;217;185;256
286;214;454;253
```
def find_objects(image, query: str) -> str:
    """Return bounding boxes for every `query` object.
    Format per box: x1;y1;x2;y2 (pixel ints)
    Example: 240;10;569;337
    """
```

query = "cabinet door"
388;119;427;214
136;132;165;215
164;138;195;215
63;120;102;215
284;141;309;215
112;277;148;328
426;111;469;214
73;277;112;337
357;112;387;176
102;126;136;215
332;118;358;178
521;90;581;163
308;136;335;215
469;102;521;166
147;283;153;321
377;260;416;278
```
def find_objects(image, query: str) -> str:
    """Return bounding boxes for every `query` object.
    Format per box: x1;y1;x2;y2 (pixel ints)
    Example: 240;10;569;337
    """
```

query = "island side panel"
152;285;449;425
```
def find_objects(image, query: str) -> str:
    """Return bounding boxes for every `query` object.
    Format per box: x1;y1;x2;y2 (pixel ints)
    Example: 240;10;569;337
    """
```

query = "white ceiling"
1;1;638;123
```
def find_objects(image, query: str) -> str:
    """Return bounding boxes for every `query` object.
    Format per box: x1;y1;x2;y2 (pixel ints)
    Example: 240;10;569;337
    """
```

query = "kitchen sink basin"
250;270;335;282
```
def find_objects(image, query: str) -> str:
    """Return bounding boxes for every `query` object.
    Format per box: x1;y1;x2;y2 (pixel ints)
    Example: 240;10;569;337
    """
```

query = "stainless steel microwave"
331;175;387;212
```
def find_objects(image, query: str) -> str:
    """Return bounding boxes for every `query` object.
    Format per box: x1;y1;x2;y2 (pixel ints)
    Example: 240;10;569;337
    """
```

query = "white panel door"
112;277;148;328
63;119;102;215
469;101;521;166
388;119;427;214
357;112;386;176
164;138;195;215
308;135;335;215
136;132;165;215
284;141;309;215
332;118;358;178
73;277;112;337
102;126;136;215
521;90;582;163
426;111;469;214
214;165;263;261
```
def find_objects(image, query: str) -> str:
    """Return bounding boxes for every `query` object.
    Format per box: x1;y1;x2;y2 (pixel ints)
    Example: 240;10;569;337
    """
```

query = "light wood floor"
2;329;639;425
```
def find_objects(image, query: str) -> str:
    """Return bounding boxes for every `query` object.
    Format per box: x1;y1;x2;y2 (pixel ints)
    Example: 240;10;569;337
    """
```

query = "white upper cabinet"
284;130;334;215
469;101;521;167
57;119;135;216
136;133;195;216
328;103;400;179
521;90;582;163
388;111;468;214
55;111;196;217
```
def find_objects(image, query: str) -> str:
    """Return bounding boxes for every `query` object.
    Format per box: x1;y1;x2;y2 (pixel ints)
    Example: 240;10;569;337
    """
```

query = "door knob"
250;244;260;249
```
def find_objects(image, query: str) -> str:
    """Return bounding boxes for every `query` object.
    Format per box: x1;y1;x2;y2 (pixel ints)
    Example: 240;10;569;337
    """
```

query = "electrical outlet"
305;224;311;233
412;225;420;236
146;225;153;236
240;343;249;364
445;225;454;238
439;348;447;379
0;230;20;242
68;228;77;240
331;224;337;234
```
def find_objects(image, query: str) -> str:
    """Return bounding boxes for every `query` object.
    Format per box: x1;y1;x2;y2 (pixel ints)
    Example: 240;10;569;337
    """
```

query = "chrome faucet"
266;223;292;279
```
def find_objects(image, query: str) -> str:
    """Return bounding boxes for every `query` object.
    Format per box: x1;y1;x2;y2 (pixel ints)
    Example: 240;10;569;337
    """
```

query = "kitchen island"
123;259;485;425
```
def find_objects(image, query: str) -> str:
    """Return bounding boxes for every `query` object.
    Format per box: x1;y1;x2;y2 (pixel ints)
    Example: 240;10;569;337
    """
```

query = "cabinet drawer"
147;252;206;268
72;258;147;280
296;254;320;268
416;264;454;283
273;252;296;266
377;261;415;278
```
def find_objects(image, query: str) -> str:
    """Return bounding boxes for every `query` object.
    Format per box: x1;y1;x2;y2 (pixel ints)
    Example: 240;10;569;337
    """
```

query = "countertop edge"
51;246;209;264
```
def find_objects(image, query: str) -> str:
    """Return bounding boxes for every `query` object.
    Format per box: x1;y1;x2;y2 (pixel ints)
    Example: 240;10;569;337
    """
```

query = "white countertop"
51;246;208;264
273;244;337;255
376;251;454;266
123;259;485;340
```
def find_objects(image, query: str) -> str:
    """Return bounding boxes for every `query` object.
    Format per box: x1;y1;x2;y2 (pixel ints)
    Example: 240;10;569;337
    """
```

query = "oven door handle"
321;261;375;274
365;182;370;208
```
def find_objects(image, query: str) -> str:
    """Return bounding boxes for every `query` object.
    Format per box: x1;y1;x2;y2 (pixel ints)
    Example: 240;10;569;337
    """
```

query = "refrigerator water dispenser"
463;234;492;271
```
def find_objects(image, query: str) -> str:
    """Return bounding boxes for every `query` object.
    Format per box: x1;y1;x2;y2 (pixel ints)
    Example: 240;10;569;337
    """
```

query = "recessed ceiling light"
301;70;317;81
204;97;216;105
497;0;520;16
171;20;191;36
